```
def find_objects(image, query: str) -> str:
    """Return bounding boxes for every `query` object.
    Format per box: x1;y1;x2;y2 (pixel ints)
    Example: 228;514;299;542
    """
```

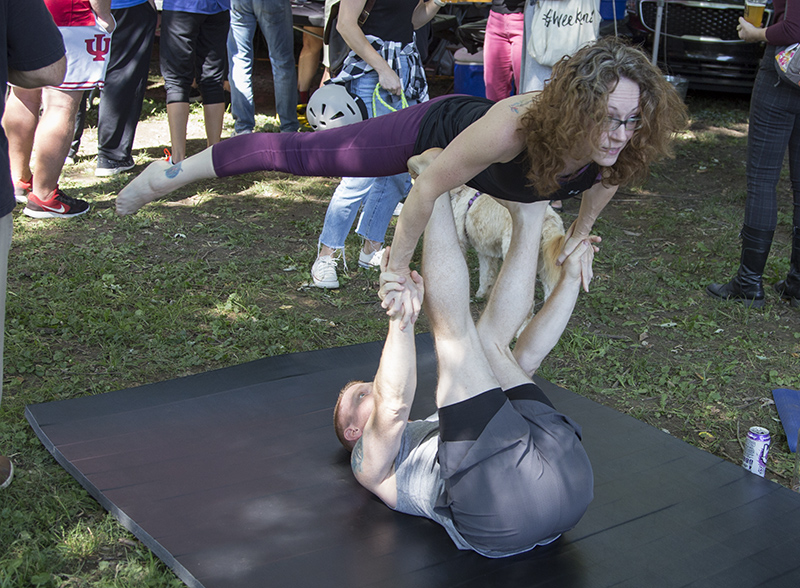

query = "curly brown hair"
521;36;689;196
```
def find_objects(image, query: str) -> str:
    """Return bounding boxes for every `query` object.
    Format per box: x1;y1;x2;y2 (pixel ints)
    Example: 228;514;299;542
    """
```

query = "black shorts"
435;384;594;556
160;10;229;104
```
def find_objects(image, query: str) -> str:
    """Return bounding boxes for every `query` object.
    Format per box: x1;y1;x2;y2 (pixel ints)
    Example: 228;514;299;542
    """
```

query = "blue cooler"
453;48;485;98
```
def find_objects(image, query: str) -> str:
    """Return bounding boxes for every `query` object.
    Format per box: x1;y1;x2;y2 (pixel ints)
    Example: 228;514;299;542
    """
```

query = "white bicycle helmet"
306;84;368;131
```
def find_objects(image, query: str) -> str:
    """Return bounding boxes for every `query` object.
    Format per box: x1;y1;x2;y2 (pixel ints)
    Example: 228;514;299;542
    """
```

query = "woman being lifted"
117;37;687;320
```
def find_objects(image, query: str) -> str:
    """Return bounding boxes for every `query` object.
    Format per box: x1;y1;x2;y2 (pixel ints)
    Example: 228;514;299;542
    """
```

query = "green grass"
0;88;798;585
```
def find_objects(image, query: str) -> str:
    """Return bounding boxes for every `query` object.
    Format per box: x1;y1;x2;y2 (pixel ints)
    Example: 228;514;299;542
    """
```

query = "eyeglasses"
606;116;642;132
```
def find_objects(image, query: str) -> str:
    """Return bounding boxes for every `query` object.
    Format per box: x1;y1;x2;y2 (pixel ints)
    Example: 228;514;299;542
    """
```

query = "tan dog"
450;185;565;300
405;148;564;302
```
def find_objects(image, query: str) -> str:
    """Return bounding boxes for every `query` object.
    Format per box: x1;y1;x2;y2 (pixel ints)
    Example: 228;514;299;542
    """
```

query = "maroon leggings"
211;96;448;179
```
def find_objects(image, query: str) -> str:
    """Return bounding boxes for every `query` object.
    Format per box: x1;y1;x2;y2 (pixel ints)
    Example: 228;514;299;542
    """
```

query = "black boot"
707;225;774;308
774;226;800;308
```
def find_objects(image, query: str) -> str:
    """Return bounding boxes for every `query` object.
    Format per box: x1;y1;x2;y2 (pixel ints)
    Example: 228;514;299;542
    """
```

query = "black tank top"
413;96;601;202
362;0;416;44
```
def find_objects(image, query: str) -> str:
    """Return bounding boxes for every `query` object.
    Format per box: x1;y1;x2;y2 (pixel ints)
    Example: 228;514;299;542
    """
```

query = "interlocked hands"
378;247;424;330
557;224;602;292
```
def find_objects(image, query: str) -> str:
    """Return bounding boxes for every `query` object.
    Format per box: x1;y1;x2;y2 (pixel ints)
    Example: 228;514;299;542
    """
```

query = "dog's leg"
476;254;499;299
450;188;472;259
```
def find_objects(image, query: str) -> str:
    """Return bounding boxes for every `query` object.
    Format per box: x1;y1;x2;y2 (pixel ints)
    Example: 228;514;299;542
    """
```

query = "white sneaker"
393;202;403;216
311;254;340;288
359;247;385;269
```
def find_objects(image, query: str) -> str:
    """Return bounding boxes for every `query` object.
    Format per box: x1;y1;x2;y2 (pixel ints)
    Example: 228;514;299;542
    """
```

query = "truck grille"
639;0;772;42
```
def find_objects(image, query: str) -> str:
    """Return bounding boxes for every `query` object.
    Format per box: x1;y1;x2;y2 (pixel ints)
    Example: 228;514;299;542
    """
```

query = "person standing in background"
519;0;552;94
160;0;230;163
483;0;525;101
95;0;158;176
519;0;556;209
707;0;800;308
2;0;114;218
298;25;326;108
1;0;68;489
309;0;443;289
227;0;299;135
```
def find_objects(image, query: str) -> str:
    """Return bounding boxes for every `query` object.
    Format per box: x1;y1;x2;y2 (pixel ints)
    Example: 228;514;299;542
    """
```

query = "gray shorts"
435;385;594;555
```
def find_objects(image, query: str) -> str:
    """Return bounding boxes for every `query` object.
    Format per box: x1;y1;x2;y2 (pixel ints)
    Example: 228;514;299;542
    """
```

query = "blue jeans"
319;58;420;250
227;0;298;134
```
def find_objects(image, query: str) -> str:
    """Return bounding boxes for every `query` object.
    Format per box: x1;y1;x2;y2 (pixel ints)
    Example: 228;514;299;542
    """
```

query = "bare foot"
407;147;443;180
116;160;175;216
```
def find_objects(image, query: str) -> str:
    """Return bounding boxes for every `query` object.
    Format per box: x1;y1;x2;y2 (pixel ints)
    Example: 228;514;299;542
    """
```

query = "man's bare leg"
476;200;548;389
408;147;547;391
512;237;595;376
422;194;498;408
116;147;216;216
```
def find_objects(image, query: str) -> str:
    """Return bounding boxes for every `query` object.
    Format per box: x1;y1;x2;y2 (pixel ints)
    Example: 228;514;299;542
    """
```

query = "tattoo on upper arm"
351;438;364;474
507;98;531;114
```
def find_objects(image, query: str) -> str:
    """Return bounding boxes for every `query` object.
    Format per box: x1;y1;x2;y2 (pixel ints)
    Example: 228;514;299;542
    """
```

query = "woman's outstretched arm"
384;95;531;326
555;181;616;292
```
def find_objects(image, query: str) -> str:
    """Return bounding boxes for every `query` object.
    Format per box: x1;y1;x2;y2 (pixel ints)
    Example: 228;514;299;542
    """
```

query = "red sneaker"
15;177;32;204
23;187;90;219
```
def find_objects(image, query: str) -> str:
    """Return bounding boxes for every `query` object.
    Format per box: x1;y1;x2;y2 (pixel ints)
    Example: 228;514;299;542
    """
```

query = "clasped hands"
378;228;600;330
378;247;424;330
557;224;602;293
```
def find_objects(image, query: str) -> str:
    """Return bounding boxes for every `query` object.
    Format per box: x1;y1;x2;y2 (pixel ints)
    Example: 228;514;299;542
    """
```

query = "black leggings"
745;45;800;232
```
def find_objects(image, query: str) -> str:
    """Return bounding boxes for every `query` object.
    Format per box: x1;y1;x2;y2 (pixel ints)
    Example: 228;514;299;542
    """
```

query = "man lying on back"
334;190;597;557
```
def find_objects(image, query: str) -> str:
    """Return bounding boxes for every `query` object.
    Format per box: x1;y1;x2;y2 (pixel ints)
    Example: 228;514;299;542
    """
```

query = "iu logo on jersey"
85;34;110;61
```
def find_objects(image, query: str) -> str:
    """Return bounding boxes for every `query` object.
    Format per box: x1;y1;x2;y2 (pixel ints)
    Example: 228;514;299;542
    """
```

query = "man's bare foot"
407;148;443;180
116;160;175;216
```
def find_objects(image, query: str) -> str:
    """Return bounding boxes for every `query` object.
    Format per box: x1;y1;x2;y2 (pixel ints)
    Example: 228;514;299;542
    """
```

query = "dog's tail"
538;209;566;299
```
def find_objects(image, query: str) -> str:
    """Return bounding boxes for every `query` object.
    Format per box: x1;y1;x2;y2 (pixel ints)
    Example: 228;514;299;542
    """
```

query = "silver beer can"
742;426;771;477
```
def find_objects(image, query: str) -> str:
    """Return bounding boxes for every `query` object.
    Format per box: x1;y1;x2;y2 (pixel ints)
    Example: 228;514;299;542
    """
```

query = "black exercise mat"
26;335;800;588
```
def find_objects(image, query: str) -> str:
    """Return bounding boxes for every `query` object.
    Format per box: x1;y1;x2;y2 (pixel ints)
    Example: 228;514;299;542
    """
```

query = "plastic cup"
743;0;766;26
